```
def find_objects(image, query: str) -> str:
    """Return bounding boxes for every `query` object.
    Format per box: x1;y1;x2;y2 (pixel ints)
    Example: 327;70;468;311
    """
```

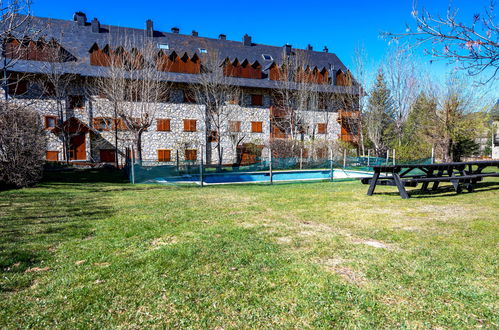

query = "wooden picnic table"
363;160;499;199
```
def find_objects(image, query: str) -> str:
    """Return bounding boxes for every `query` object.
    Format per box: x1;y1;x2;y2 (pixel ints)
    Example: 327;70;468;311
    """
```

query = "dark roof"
7;13;355;93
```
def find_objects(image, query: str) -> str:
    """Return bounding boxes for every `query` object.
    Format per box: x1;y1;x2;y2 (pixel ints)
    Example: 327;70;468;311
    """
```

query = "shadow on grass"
375;181;499;199
42;167;129;185
0;174;117;292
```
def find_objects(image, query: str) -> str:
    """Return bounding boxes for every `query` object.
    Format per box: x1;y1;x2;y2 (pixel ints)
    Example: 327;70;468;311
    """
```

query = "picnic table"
362;160;499;199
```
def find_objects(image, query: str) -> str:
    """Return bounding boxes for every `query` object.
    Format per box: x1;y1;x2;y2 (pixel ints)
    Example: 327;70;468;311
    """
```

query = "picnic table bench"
362;160;499;199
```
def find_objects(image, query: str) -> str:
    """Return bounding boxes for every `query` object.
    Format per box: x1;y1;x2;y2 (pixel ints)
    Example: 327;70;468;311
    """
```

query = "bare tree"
36;30;80;162
190;50;242;167
0;0;36;102
97;35;172;163
384;0;499;83
0;103;45;188
383;45;419;144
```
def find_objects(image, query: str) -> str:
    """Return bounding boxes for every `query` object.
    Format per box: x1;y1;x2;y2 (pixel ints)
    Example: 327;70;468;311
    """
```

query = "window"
44;116;57;129
198;48;208;54
68;95;84;109
157;119;171;131
251;94;263;106
185;149;197;161
251;121;263;133
93;117;113;131
208;130;219;143
183;91;196;103
113;118;128;130
100;149;116;162
229;121;241;132
45;151;59;161
157;43;169;50
262;54;273;61
183;119;197;132
157;149;171;162
317;123;327;134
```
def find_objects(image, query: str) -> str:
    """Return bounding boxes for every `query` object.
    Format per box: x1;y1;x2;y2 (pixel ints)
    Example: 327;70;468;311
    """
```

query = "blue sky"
31;0;497;92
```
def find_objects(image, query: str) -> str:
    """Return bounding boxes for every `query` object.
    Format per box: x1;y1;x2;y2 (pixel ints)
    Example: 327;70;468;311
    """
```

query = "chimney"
284;44;292;56
323;46;328;53
146;19;154;37
307;44;313;51
73;12;87;26
243;34;252;46
219;34;226;40
91;18;100;33
171;27;179;34
192;30;198;37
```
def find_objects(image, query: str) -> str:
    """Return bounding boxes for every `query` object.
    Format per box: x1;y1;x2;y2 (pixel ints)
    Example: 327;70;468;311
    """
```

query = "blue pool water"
151;169;372;185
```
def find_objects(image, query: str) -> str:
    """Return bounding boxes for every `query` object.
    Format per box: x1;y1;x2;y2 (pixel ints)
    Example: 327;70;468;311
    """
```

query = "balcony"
337;110;361;121
338;133;359;143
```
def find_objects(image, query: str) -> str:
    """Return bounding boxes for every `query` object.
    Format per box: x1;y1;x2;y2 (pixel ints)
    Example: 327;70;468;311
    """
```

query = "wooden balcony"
337;110;361;121
338;133;360;144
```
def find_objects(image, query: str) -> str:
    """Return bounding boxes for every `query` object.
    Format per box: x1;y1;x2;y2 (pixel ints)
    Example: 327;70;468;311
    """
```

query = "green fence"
125;156;433;185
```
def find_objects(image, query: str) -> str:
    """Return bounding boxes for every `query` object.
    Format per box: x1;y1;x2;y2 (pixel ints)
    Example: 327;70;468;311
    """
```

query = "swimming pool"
149;169;372;185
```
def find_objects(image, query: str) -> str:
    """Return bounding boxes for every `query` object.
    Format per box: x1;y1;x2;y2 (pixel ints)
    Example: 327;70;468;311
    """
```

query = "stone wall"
2;83;347;165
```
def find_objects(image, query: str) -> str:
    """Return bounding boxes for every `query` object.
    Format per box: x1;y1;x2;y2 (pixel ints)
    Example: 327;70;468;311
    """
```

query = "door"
100;149;116;163
69;134;86;160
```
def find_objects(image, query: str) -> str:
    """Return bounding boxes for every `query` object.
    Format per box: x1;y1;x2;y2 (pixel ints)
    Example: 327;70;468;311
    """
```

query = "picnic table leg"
432;170;443;191
421;169;433;192
393;172;410;199
367;171;380;196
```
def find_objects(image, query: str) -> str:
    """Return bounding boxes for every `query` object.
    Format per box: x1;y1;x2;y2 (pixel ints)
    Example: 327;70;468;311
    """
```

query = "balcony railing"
337;110;361;120
338;133;359;143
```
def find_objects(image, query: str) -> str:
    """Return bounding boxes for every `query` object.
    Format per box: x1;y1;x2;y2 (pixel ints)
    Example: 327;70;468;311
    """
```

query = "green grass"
0;169;498;328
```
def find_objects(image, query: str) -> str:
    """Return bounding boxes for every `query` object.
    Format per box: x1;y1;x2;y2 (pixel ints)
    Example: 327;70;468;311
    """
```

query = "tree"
190;51;242;167
0;103;46;188
37;31;79;163
365;70;395;156
383;45;419;144
0;0;36;101
97;35;172;163
384;1;499;84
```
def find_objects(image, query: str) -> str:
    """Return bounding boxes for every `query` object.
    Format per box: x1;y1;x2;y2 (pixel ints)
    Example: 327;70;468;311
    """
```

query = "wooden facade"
156;51;200;74
223;59;262;79
5;38;63;62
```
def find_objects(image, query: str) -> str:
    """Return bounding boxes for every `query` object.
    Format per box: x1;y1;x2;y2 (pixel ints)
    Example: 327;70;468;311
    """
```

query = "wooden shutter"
184;119;196;132
229;121;241;132
157;149;171;162
157;119;170;131
45;151;59;161
251;121;263;133
317;123;327;134
185;149;197;161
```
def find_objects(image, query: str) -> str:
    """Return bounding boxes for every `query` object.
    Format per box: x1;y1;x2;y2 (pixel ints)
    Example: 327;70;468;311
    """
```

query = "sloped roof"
7;13;354;92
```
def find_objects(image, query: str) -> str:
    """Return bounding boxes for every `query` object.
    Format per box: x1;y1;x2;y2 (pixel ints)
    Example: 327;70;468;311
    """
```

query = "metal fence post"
343;149;346;169
393;148;396;165
131;146;135;184
431;146;435;164
269;148;273;185
330;148;334;181
367;149;370;167
300;148;303;170
199;146;204;187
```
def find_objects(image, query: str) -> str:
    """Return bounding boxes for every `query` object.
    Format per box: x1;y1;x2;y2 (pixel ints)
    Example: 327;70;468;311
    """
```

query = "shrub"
0;103;46;188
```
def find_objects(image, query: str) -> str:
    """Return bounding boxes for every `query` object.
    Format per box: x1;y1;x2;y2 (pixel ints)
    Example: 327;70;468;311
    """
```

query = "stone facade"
4;82;344;165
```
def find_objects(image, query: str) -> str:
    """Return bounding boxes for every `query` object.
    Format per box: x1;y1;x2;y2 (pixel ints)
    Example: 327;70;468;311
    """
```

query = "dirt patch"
150;236;178;249
316;258;366;285
275;236;292;244
25;267;50;273
352;238;393;250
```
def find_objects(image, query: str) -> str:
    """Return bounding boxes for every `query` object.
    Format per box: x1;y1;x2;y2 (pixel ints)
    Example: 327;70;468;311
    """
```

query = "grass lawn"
0;169;498;328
